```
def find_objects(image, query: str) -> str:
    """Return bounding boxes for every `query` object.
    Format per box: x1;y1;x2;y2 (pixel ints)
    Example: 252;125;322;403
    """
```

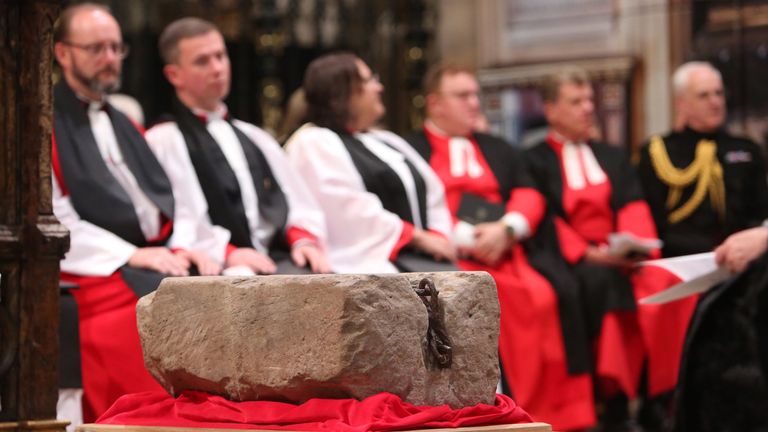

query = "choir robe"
52;80;227;421
145;104;327;270
284;124;453;274
526;134;685;398
637;127;768;258
407;127;595;431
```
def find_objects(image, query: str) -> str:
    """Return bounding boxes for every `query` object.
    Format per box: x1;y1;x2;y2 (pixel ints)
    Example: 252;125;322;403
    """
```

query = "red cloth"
389;221;414;260
62;272;165;422
633;265;699;396
97;391;532;431
286;226;319;247
423;127;595;430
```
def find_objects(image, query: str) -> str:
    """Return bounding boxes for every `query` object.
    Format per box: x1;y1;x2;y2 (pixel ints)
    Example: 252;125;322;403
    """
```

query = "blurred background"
59;0;768;157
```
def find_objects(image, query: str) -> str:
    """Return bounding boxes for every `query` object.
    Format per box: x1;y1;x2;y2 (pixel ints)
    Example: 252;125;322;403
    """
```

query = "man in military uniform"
637;61;768;258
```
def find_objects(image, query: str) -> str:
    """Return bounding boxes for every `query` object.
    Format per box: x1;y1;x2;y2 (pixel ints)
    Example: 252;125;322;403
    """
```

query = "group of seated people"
53;3;768;432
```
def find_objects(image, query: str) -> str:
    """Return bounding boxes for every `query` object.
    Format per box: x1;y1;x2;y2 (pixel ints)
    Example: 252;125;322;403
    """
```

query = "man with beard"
146;18;330;275
52;3;225;423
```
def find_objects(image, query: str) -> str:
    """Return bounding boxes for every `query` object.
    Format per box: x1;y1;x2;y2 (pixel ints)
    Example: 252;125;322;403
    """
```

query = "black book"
456;193;505;224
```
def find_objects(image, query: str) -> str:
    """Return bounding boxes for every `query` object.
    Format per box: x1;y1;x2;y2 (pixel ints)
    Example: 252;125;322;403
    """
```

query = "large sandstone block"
137;271;499;408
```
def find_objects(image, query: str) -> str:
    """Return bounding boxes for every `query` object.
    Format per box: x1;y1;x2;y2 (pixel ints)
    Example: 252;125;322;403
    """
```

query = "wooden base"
0;420;70;432
77;423;552;432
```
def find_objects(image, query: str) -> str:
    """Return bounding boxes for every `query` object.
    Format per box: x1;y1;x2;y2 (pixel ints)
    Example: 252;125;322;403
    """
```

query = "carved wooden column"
0;0;69;431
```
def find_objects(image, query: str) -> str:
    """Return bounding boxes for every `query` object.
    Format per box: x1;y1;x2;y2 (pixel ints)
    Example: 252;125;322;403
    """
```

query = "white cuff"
502;212;531;241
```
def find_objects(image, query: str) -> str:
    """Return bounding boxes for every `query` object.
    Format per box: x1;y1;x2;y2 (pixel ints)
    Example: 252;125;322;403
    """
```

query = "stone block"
137;271;499;407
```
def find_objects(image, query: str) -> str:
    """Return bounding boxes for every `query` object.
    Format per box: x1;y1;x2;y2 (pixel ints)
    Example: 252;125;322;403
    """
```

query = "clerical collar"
192;104;229;124
74;92;107;112
424;119;469;139
546;130;587;148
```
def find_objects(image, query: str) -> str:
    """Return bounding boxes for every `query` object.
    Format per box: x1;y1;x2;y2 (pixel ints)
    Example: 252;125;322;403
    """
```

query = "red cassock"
527;134;696;399
53;135;166;421
407;127;596;431
60;272;164;421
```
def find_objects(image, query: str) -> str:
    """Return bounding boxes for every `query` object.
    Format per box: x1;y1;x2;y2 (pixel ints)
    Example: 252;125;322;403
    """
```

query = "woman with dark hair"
286;53;456;273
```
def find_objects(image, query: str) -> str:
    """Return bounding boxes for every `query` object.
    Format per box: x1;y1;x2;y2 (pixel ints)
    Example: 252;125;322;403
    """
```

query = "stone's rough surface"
137;272;499;408
404;272;501;407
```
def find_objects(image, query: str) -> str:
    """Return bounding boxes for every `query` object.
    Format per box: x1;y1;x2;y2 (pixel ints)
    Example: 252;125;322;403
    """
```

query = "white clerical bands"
449;137;484;178
562;142;607;190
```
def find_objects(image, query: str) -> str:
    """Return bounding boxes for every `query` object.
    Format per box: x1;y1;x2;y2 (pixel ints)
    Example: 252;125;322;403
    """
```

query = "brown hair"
158;17;218;64
422;63;475;96
303;52;362;132
54;3;112;43
541;66;590;103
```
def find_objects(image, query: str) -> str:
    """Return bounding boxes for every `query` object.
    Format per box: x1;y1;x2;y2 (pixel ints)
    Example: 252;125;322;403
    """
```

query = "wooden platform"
77;423;552;432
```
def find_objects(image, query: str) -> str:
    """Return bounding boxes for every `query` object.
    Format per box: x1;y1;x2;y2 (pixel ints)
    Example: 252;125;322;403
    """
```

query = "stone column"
0;0;70;431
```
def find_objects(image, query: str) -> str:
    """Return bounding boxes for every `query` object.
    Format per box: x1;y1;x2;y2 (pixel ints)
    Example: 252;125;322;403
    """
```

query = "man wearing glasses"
405;64;595;431
51;3;226;424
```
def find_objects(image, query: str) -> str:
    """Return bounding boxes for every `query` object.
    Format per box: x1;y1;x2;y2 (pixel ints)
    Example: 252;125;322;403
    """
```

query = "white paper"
639;268;730;304
638;252;718;280
638;252;730;304
607;232;663;257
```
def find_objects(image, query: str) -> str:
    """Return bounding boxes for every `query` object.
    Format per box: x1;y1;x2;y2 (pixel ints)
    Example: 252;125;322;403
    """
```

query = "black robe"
525;139;642;342
53;80;174;294
53;80;174;248
408;130;592;374
171;98;289;252
637;127;768;257
674;252;768;432
339;131;457;272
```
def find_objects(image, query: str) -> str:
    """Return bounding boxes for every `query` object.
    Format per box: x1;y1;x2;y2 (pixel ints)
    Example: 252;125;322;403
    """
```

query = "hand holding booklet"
638;252;731;304
607;232;663;258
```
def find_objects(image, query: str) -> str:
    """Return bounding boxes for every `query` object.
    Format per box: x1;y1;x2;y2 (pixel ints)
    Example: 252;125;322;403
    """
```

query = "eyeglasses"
63;41;130;58
440;90;479;101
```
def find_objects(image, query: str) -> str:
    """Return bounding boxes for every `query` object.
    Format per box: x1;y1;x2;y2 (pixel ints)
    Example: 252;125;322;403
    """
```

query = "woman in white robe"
285;53;456;273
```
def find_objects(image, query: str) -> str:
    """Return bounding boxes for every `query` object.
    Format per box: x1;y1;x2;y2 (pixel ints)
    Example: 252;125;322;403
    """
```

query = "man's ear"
164;64;181;87
54;42;69;68
425;93;440;116
542;101;554;122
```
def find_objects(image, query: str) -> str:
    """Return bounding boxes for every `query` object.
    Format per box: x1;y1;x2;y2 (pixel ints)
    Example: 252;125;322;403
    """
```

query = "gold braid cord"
648;136;726;224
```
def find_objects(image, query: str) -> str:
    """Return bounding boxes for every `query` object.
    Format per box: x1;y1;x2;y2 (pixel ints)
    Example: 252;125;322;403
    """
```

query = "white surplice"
284;124;452;273
54;118;230;276
145;117;327;260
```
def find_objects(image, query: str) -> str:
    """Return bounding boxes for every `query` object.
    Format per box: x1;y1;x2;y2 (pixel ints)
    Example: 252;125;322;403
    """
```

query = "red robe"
407;127;596;431
527;133;693;398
